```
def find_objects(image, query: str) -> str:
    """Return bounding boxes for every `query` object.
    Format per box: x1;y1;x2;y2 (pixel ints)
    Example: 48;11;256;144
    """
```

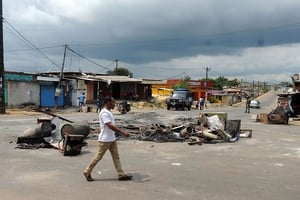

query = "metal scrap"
133;124;182;142
16;115;90;156
126;114;251;144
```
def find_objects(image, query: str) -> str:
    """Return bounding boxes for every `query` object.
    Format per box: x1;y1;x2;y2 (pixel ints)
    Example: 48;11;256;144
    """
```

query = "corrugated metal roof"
77;75;142;83
223;88;241;93
142;79;167;84
76;77;98;81
37;76;60;82
96;75;142;82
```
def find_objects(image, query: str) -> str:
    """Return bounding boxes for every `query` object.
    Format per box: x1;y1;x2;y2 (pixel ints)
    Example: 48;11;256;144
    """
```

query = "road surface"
0;91;299;200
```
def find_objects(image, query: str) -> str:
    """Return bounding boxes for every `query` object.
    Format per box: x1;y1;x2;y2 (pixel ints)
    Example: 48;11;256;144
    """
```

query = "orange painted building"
150;79;213;100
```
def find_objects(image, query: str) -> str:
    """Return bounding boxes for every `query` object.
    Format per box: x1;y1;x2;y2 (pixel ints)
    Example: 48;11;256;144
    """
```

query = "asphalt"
0;95;300;200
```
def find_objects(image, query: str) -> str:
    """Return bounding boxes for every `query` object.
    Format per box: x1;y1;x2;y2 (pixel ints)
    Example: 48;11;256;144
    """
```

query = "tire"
167;105;170;110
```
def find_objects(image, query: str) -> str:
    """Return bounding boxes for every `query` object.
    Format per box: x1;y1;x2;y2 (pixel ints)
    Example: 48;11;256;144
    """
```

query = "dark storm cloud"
3;0;300;82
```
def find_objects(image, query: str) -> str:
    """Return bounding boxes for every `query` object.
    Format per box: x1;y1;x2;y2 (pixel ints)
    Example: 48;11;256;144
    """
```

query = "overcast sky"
3;0;300;83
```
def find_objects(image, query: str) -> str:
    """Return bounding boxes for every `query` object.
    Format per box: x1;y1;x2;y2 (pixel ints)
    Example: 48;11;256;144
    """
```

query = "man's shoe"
119;174;132;181
83;172;94;182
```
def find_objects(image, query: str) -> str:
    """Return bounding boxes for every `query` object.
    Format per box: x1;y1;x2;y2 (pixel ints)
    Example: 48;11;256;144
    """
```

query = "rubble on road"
16;111;90;156
259;97;293;125
16;111;252;155
123;113;251;144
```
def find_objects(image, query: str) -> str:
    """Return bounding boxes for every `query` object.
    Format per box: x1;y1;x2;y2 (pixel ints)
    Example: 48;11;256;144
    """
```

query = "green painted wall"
5;73;33;81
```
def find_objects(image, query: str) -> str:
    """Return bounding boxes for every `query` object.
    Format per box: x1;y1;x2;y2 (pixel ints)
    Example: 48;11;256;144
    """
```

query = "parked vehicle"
118;100;131;114
249;100;260;108
166;88;193;110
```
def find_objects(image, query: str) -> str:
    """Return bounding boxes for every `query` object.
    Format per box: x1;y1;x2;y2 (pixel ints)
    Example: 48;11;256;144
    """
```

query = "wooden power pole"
205;67;211;107
0;0;5;114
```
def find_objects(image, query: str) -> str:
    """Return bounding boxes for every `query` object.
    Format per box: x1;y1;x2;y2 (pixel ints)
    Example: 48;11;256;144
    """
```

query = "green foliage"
173;75;191;89
212;76;239;89
227;78;239;87
106;67;133;77
213;76;228;89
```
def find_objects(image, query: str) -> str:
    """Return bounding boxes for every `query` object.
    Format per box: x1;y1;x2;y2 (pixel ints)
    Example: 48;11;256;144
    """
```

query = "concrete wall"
67;79;80;107
7;81;40;107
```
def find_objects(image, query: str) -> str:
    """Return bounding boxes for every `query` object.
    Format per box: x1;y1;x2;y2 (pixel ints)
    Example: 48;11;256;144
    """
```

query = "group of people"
77;92;104;113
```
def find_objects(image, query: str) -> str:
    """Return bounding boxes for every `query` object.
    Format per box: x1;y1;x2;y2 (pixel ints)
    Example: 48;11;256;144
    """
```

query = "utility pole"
54;44;67;110
0;0;5;114
257;81;260;96
240;78;243;89
205;67;211;108
115;59;118;70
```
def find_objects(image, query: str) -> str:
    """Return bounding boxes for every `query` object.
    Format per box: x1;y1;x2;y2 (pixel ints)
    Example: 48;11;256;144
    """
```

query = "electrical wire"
166;72;190;79
3;18;60;69
5;45;63;53
66;46;111;71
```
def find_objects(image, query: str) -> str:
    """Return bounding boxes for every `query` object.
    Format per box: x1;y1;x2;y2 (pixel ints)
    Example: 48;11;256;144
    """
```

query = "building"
4;71;152;108
4;71;65;108
148;79;213;101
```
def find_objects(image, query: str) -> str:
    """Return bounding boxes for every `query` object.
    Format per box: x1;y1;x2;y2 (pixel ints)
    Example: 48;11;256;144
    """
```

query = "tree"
227;78;239;87
173;75;191;89
106;67;133;77
211;76;240;89
200;76;240;89
213;76;227;89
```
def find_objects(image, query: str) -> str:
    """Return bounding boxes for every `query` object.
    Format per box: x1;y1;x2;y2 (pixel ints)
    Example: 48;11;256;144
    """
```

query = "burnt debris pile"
123;114;252;144
16;114;91;156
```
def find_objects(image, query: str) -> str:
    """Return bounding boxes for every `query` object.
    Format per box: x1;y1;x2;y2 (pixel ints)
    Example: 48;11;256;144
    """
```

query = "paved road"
0;91;299;200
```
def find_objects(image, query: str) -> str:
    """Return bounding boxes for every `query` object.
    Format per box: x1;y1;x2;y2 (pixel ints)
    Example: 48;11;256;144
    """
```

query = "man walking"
83;96;132;181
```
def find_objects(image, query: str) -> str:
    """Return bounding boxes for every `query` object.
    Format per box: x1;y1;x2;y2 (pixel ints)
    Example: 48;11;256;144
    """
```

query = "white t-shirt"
98;108;116;142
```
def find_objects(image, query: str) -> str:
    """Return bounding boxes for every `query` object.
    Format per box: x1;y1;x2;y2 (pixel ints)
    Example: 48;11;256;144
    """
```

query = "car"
249;100;260;108
166;88;193;110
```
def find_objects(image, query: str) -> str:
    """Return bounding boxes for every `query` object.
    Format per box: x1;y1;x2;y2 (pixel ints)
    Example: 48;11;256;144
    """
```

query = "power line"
66;46;111;71
166;72;191;79
209;69;223;77
5;45;63;53
3;18;60;69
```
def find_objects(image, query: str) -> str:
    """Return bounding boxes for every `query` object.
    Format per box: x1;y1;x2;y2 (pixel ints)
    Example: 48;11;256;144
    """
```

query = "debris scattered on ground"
16;110;252;156
259;103;292;125
123;114;251;144
16;113;89;156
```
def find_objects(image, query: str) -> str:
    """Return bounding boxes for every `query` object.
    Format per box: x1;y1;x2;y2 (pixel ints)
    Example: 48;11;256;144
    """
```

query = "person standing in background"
78;92;86;112
245;96;251;113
